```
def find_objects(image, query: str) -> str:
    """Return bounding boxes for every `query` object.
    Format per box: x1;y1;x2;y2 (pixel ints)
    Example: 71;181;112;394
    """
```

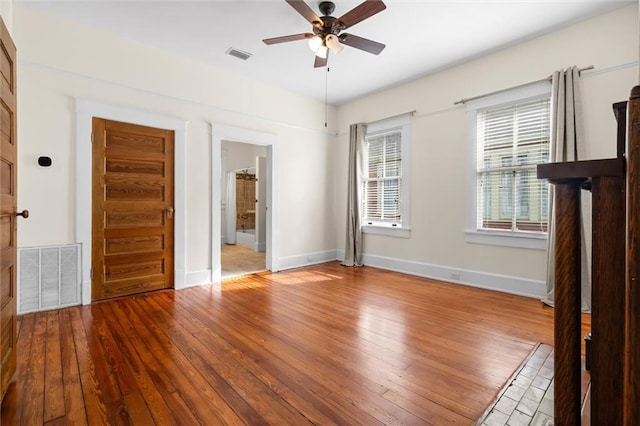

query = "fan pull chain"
325;67;329;128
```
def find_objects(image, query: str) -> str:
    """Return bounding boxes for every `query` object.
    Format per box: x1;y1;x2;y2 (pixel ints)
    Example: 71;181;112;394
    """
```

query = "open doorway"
221;141;268;277
211;124;278;283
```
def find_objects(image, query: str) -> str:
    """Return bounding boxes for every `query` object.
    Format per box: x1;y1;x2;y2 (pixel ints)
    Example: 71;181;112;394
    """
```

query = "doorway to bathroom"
221;141;268;278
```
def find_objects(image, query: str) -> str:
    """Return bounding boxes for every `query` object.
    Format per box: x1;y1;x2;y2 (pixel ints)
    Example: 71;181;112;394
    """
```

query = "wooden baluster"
591;174;625;425
553;180;584;426
625;85;640;425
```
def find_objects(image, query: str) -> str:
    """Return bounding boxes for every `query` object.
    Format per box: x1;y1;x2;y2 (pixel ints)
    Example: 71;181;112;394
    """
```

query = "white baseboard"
277;250;339;271
255;242;266;252
190;250;337;286
336;250;545;298
185;251;544;298
185;270;212;287
174;268;186;290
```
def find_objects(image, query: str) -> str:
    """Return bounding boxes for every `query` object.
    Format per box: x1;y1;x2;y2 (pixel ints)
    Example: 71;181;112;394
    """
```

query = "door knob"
166;206;174;219
16;210;29;218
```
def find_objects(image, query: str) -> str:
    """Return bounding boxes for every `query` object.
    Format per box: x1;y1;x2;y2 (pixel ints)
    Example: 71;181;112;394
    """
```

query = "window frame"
465;80;551;250
362;113;412;238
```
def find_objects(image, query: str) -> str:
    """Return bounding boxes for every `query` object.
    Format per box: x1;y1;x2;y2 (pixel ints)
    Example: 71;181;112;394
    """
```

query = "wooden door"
92;118;174;301
0;17;17;400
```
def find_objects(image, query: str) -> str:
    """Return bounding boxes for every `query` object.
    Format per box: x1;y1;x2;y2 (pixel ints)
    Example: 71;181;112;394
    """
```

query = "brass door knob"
166;206;174;219
16;210;29;218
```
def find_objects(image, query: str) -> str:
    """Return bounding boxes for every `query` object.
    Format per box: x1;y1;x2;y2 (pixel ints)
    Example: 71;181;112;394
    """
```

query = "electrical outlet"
450;272;461;280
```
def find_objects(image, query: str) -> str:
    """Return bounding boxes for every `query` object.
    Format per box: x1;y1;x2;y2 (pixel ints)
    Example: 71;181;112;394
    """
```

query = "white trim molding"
186;270;212;287
464;229;547;250
211;124;279;283
75;98;188;304
363;112;412;234
465;80;552;249
277;250;339;271
337;250;545;298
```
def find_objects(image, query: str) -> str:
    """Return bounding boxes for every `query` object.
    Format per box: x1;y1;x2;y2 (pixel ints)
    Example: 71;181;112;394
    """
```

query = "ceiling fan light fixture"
308;35;323;52
316;44;328;59
325;34;343;54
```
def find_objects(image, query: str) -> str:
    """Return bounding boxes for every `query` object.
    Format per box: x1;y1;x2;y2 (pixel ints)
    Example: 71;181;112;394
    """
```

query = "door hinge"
90;269;93;279
91;132;94;144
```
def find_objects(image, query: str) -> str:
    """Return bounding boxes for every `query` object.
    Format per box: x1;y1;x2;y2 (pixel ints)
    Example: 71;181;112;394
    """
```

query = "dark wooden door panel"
105;209;165;229
105;234;164;255
92;118;174;301
0;16;16;401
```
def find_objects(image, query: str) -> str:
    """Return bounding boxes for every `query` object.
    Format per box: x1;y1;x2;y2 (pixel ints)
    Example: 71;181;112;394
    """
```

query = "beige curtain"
544;66;592;311
342;123;366;267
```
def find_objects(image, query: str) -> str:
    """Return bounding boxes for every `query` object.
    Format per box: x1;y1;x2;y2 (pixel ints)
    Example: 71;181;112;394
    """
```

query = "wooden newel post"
551;180;584;426
539;89;632;423
625;85;640;425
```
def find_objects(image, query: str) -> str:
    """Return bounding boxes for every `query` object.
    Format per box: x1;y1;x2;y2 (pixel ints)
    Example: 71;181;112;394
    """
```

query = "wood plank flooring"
1;262;591;425
221;244;266;278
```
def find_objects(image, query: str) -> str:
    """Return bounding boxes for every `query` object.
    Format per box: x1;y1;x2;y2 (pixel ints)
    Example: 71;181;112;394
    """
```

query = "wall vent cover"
226;48;252;61
18;244;81;314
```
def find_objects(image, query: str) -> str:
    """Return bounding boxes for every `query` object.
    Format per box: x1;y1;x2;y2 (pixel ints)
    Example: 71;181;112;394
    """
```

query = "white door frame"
75;98;188;304
211;124;278;282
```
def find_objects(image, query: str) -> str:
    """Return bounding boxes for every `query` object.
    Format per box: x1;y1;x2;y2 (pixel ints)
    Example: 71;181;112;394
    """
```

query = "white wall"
0;0;12;34
14;5;337;284
335;4;639;297
14;2;639;299
222;140;266;173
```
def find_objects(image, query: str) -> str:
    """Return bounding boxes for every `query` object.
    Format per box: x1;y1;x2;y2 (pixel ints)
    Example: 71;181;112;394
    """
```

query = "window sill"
464;229;547;250
362;225;411;238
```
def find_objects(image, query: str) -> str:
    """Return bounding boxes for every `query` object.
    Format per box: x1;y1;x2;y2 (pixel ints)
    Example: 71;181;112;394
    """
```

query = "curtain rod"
368;110;416;125
453;65;594;105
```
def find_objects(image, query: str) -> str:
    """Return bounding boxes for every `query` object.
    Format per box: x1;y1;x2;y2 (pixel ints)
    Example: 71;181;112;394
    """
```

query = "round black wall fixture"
38;156;52;167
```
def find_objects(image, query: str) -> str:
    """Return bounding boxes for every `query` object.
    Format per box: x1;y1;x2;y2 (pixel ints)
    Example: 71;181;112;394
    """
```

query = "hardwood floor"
221;244;266;278
1;262;590;425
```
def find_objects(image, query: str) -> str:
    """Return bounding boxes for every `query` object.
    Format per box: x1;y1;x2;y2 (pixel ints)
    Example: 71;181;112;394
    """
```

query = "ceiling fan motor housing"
313;2;344;37
318;1;336;16
313;17;341;36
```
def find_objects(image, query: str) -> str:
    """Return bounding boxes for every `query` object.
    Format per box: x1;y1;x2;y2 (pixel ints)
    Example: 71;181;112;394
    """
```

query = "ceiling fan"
263;0;387;68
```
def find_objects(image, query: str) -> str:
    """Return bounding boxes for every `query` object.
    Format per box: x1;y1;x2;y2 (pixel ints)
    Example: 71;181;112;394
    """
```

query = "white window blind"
476;97;550;233
363;130;402;225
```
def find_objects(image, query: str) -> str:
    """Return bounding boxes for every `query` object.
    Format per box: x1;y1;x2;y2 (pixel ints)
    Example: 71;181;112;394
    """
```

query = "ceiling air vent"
226;48;252;61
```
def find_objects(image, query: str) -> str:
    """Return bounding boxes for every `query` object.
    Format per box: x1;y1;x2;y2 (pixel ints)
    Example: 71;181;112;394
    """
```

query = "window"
362;113;412;237
466;81;551;249
364;131;401;223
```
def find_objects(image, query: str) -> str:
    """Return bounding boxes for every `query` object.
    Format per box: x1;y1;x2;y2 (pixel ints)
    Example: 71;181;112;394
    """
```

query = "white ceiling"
19;0;634;105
